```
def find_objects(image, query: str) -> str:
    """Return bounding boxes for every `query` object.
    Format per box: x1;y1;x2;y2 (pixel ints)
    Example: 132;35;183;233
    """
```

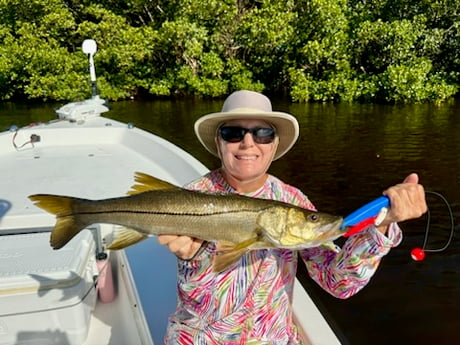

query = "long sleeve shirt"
164;169;402;345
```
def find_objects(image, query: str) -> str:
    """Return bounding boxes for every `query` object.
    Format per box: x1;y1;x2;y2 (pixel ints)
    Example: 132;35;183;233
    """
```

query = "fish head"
258;207;343;248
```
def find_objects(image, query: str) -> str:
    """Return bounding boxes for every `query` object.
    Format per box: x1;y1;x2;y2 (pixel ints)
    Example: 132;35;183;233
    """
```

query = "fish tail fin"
28;194;89;249
213;238;258;273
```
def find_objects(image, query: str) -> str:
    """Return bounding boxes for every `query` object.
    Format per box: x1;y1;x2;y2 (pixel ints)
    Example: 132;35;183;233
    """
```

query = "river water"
1;97;459;344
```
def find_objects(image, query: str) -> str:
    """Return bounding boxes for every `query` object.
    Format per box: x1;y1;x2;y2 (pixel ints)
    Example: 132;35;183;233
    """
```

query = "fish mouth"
310;218;344;241
321;217;345;239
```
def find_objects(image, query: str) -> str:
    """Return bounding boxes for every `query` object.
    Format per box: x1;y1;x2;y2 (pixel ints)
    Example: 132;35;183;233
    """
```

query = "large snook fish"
29;172;343;272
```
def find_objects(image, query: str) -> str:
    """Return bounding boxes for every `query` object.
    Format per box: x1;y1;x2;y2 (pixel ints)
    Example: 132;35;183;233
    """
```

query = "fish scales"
73;188;279;214
28;172;344;272
68;189;272;243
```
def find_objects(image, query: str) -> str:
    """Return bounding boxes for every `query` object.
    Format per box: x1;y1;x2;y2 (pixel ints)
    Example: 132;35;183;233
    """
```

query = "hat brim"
194;109;299;161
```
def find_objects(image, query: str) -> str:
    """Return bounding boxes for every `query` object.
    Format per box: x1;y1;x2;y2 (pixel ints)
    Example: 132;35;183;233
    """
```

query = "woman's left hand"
377;173;428;234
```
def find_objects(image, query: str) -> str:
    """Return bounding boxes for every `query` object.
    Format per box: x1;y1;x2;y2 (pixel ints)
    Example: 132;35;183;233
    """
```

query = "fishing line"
410;191;455;261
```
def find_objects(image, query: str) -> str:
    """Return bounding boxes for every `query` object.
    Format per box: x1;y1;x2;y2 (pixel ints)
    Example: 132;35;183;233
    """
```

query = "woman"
159;90;427;344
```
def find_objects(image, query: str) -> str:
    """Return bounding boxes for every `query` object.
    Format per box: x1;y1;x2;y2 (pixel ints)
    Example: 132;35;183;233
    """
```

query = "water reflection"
1;97;460;345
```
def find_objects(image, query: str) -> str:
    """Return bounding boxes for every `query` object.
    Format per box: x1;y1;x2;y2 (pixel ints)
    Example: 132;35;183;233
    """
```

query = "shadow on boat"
0;199;11;218
14;329;71;345
28;273;97;302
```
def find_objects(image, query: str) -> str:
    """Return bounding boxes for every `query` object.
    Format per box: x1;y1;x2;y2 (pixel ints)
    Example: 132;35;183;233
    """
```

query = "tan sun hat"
194;90;299;160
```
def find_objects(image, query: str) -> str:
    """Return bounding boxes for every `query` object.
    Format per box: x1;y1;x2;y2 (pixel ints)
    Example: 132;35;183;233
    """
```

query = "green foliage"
76;5;159;100
382;58;458;103
232;0;296;87
0;0;458;103
0;0;86;100
288;0;357;101
352;17;425;74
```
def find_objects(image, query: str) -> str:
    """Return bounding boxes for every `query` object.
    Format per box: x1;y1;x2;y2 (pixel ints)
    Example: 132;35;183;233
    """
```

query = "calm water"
1;98;460;344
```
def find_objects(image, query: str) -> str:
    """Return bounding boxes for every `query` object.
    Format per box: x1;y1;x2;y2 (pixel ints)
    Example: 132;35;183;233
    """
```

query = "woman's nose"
240;132;255;146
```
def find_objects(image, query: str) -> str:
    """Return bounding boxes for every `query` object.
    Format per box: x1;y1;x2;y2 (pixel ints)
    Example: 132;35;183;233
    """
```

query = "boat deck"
0;117;207;345
0;118;205;227
0;116;340;345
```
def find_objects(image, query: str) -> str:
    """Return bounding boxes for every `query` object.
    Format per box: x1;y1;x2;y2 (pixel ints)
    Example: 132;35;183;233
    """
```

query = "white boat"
0;40;341;345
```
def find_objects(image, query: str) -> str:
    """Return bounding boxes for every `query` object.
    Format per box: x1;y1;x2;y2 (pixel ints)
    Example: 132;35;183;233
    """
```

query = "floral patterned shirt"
164;169;402;345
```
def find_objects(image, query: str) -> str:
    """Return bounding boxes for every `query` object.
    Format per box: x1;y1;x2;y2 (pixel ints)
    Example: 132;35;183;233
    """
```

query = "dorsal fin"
127;172;179;195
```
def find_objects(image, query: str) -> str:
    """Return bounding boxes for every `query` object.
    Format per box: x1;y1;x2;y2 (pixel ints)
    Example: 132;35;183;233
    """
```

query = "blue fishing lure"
341;196;390;237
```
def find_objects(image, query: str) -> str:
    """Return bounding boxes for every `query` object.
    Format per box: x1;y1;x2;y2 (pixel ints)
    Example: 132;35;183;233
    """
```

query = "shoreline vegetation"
0;0;458;103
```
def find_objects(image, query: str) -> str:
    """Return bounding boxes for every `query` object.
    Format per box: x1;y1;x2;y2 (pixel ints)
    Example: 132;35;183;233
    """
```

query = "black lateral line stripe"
70;208;261;217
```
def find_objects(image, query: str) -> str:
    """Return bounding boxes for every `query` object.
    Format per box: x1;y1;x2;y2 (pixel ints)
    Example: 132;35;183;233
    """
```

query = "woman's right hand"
157;235;204;260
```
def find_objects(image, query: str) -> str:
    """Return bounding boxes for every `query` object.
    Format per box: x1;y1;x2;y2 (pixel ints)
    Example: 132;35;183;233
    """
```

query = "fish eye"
308;214;319;222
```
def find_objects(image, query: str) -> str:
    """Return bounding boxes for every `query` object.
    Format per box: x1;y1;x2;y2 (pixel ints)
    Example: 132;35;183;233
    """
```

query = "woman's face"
216;119;278;192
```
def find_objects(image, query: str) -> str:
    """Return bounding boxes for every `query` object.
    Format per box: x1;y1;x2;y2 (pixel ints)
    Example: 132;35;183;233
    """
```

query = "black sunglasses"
218;126;276;144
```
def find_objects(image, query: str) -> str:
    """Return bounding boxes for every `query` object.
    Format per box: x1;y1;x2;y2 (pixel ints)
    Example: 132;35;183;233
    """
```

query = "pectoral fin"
107;227;148;250
213;238;259;273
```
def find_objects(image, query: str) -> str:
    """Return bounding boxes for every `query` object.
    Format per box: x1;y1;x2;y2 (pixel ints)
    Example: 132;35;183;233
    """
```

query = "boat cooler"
0;230;98;345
